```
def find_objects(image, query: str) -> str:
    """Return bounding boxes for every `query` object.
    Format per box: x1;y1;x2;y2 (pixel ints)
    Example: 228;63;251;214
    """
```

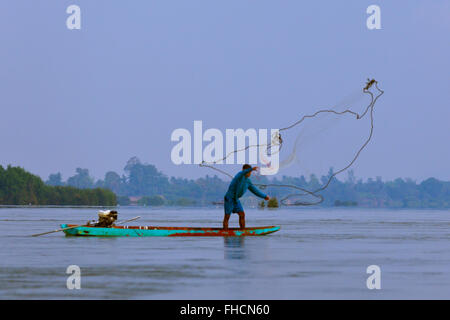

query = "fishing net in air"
200;79;384;206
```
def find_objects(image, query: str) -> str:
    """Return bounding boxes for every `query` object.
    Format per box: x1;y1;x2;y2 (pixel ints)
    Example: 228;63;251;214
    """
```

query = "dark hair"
242;164;252;170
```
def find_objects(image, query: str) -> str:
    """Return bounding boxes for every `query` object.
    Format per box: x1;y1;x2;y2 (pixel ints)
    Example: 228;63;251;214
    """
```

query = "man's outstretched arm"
248;181;269;200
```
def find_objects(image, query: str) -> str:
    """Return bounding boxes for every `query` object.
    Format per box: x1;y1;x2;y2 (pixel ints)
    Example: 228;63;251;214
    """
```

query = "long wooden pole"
31;216;141;237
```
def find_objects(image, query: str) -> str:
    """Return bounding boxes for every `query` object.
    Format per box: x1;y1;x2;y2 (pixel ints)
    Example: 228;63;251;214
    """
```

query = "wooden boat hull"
60;224;280;237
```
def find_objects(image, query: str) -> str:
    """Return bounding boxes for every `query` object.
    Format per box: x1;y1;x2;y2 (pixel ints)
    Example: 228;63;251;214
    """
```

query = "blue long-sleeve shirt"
225;167;267;203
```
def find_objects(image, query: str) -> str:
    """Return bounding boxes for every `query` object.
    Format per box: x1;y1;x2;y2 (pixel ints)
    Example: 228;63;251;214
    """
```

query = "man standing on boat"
223;164;270;229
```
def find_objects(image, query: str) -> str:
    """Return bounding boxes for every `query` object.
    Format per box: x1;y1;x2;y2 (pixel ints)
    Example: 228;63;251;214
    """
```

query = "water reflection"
223;237;246;260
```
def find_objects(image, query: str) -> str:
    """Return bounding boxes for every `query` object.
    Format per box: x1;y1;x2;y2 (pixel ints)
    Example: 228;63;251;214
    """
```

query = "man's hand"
252;166;259;171
265;196;270;201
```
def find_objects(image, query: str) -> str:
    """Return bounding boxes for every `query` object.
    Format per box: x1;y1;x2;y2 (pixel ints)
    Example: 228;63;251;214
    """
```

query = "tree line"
45;157;450;208
0;165;116;206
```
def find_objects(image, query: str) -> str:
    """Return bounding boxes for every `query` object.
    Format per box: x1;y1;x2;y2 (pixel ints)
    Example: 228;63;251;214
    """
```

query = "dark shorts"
224;196;244;215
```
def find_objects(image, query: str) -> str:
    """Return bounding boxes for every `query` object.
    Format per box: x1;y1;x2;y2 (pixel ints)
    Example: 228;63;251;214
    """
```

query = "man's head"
243;164;252;177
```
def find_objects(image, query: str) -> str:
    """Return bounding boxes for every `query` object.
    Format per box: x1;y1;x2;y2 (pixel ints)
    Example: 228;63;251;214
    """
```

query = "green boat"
60;224;280;237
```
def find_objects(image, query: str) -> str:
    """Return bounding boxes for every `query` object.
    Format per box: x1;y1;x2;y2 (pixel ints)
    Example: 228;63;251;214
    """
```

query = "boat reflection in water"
223;236;246;260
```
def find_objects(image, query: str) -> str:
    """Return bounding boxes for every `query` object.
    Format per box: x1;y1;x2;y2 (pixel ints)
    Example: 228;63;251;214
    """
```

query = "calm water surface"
0;207;449;299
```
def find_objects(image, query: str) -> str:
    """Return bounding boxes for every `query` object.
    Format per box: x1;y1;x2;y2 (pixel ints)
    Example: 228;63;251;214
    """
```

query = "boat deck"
61;224;280;237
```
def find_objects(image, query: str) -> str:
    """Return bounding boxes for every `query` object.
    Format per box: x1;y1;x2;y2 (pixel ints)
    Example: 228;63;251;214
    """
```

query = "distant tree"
124;156;141;174
267;197;279;208
117;195;130;206
308;174;321;190
124;157;169;196
103;171;122;194
138;195;165;206
327;167;335;178
420;178;444;197
46;173;64;186
67;168;94;189
347;170;356;184
173;198;197;206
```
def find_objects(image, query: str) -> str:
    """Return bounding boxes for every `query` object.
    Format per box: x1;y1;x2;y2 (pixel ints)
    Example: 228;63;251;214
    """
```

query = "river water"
0;207;449;299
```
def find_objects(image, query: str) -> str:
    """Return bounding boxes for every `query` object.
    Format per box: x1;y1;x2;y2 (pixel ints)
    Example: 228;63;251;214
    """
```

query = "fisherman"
223;164;270;229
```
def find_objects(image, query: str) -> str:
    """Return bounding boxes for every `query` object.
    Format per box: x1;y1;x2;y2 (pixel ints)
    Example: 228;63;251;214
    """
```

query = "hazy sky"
0;1;449;182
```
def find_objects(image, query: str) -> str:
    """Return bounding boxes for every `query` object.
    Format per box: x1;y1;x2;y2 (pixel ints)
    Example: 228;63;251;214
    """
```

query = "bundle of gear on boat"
86;210;118;227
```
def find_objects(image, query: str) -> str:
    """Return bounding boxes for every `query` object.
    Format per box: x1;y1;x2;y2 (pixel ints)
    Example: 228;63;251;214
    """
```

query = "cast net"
200;79;384;206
